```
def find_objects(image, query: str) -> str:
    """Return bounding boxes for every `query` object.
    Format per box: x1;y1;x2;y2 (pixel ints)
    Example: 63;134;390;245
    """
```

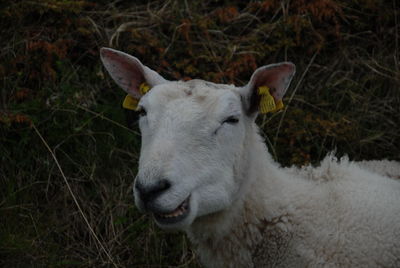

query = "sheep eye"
137;106;147;117
223;116;239;124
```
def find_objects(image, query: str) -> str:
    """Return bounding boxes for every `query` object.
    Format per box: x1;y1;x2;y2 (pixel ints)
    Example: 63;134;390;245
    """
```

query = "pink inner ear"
101;49;145;98
254;63;295;101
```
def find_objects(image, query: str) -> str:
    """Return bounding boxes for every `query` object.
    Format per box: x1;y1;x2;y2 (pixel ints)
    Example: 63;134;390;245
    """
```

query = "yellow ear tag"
122;95;139;110
122;82;151;110
258;86;284;114
139;82;150;95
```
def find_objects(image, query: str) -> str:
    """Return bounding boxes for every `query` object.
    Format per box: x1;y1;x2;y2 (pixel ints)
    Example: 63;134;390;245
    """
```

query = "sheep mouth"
153;196;190;224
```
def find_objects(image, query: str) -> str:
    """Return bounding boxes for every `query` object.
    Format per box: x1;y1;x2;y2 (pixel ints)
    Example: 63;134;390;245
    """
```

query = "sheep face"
100;48;295;230
134;80;247;229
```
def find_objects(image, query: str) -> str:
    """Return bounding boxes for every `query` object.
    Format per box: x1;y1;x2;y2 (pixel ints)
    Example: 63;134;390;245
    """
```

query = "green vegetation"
1;0;399;267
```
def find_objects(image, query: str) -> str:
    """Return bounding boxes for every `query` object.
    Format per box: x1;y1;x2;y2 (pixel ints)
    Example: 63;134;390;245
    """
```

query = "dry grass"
1;0;399;267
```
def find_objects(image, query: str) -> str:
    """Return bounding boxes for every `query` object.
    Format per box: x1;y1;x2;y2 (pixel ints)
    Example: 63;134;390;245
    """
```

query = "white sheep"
100;48;400;268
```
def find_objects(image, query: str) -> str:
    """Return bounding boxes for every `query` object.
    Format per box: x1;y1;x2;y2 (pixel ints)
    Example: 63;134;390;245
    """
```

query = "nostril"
157;179;171;192
135;179;171;202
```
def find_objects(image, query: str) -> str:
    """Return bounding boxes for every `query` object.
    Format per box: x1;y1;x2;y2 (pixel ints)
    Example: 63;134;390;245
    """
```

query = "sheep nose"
135;179;171;203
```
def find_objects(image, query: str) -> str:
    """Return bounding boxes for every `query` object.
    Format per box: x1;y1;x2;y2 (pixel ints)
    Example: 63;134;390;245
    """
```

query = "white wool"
356;159;400;179
188;143;400;267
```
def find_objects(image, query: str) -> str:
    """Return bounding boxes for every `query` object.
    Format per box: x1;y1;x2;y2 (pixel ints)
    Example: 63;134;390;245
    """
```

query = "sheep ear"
240;62;295;115
100;47;167;99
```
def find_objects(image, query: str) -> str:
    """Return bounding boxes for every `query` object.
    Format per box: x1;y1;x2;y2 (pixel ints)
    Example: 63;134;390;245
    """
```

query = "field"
1;0;399;267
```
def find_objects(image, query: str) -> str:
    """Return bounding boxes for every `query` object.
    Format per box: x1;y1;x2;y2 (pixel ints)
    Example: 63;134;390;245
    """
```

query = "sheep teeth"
159;199;188;218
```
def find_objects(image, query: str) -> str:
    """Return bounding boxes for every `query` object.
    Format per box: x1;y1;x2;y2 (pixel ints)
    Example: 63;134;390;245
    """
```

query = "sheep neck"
186;123;291;267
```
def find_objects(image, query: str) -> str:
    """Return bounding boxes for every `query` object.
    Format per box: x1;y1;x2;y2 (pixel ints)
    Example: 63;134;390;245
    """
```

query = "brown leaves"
213;6;239;24
14;88;31;101
0;112;32;126
292;0;344;22
223;54;257;83
26;39;74;81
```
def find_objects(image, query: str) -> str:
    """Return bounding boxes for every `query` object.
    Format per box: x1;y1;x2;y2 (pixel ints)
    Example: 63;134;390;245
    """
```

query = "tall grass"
1;0;399;267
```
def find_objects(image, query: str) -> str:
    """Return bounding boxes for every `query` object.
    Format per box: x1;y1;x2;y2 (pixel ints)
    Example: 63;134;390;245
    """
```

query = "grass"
0;0;399;267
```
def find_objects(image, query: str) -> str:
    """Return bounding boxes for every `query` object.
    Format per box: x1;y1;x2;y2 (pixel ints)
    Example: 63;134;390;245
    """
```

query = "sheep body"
356;159;400;180
187;135;400;268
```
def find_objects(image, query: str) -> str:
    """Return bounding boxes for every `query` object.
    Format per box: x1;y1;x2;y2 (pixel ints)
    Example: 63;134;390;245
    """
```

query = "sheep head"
100;48;295;230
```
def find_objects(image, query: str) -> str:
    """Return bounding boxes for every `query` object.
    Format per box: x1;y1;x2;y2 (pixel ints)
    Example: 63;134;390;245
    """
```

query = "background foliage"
1;0;399;267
